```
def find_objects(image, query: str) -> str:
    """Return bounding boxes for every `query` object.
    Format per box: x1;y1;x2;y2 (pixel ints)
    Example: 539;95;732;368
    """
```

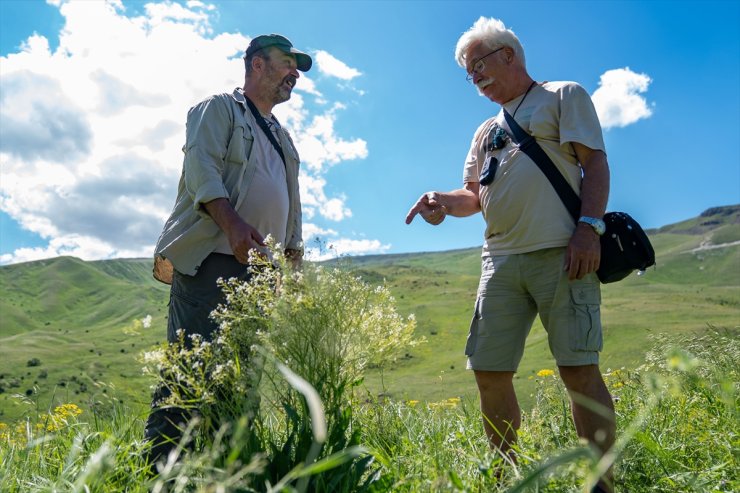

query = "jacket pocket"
225;125;254;164
569;283;603;352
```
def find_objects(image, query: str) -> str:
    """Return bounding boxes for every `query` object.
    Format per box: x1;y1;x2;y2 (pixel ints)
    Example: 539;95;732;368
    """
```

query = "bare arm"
565;143;610;280
203;198;265;264
574;143;610;220
405;182;481;226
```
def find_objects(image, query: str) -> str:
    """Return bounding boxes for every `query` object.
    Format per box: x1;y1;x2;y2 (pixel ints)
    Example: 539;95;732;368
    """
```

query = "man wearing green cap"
144;34;312;467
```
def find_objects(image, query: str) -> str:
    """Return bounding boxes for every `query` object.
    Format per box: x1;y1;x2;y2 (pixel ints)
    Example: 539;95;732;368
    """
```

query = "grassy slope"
352;207;740;405
0;257;169;420
1;207;738;421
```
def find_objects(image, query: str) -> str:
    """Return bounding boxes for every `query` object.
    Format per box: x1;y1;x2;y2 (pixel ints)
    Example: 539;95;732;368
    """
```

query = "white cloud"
306;238;391;261
0;233;152;265
591;67;653;129
320;197;352;221
144;1;212;30
314;50;362;80
293;103;368;174
274;97;367;222
0;0;381;265
91;69;170;115
302;223;338;239
0;71;92;162
296;74;322;97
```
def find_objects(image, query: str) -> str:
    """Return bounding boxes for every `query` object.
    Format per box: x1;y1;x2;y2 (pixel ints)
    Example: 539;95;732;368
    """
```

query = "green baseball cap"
245;34;312;72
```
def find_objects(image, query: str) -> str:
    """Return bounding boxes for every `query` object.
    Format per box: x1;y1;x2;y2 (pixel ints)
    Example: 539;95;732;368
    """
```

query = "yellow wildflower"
53;403;82;419
536;369;555;377
427;398;460;409
29;403;85;434
407;400;419;407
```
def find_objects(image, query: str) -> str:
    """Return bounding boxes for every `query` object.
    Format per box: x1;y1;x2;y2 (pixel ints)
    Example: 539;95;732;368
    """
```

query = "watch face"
580;217;605;235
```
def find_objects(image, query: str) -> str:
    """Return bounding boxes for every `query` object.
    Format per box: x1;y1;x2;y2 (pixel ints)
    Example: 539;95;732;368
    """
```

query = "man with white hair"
406;17;614;492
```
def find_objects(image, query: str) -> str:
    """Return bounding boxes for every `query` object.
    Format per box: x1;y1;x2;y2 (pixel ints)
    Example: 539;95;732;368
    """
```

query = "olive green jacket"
153;88;302;284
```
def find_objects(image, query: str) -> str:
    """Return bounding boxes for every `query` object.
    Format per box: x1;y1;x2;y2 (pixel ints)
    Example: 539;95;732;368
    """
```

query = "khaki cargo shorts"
465;247;602;372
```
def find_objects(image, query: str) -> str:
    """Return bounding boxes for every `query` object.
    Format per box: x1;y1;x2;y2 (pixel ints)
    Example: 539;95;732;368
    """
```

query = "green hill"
0;257;170;420
1;206;738;421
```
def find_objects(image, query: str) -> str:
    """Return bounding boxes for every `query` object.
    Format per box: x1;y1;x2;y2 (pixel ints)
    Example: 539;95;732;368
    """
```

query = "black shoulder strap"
501;109;581;222
244;96;286;166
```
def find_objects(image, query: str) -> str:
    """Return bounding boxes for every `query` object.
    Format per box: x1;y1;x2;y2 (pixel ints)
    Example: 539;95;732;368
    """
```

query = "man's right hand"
203;198;265;264
405;185;481;225
226;222;265;264
405;192;447;225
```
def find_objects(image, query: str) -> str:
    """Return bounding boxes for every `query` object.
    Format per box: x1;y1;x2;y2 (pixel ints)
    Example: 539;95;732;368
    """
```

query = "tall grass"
1;245;737;493
355;327;738;492
1;331;737;491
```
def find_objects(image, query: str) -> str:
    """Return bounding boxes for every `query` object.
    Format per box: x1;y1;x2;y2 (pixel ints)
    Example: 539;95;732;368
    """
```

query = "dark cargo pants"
143;253;249;466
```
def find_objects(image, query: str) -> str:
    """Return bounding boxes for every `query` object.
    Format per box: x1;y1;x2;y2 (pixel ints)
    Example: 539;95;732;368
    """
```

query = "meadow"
0;205;738;491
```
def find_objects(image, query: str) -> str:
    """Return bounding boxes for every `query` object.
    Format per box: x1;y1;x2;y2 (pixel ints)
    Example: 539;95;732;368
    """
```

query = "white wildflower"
142;349;165;363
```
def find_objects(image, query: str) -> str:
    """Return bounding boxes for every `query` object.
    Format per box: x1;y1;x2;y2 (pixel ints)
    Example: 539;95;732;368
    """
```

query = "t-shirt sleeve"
463;119;495;184
558;83;606;154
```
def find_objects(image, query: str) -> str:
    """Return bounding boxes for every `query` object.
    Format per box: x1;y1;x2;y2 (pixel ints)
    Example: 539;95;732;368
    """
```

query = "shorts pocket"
168;285;217;343
464;299;481;356
569;283;603;352
170;288;200;308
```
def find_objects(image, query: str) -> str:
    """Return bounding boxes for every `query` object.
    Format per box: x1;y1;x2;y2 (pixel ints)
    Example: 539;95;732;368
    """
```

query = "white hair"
454;17;526;68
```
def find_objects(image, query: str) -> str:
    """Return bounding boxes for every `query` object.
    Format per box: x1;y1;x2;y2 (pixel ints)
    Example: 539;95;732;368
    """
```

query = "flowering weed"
139;242;423;491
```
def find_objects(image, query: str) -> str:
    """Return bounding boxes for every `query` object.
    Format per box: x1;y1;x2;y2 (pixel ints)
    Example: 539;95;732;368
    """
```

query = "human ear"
504;47;514;64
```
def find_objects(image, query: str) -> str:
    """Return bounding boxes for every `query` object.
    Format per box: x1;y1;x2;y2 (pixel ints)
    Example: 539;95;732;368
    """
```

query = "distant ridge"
700;205;740;217
647;204;740;237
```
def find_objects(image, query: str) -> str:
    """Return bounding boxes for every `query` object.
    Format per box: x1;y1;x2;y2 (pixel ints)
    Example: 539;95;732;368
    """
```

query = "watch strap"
578;216;605;235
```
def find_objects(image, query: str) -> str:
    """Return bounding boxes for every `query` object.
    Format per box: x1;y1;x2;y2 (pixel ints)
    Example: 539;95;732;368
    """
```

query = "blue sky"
1;0;739;264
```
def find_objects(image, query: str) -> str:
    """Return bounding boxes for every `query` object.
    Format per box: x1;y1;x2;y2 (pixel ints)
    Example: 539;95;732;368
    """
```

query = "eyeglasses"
465;46;505;83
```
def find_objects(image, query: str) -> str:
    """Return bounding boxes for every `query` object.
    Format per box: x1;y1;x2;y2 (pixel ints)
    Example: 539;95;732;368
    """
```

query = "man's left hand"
565;224;601;280
285;248;303;270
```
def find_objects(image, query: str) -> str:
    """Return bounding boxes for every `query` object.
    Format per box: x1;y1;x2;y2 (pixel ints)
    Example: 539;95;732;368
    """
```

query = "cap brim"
294;52;312;72
274;45;312;72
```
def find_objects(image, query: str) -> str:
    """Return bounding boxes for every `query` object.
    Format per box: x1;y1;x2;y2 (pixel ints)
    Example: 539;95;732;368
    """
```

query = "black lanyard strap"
244;96;286;166
501;108;581;222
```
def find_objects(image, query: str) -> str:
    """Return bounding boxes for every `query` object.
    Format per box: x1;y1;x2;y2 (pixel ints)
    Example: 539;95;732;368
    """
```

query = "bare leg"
559;364;615;493
473;370;520;459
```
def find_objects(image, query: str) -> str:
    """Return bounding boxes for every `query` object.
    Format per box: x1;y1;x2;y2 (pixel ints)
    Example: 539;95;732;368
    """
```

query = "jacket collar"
231;87;284;129
231;87;248;108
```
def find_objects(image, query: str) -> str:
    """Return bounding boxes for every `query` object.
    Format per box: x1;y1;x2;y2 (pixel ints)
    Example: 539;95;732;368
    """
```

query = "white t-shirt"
214;115;289;254
463;81;606;257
